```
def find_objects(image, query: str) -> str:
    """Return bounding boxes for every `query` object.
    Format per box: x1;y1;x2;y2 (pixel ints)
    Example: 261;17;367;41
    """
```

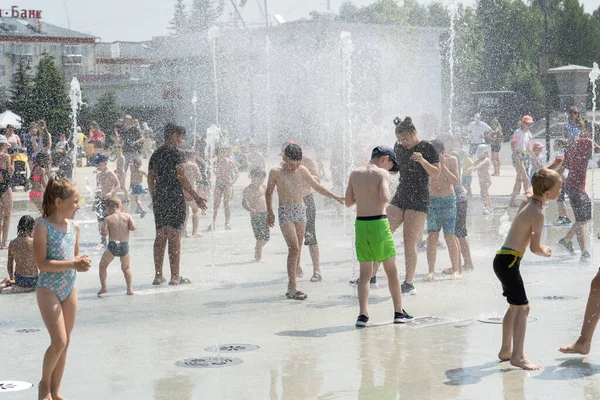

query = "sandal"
285;290;308;300
169;277;191;286
310;273;322;282
152;277;167;285
297;267;304;278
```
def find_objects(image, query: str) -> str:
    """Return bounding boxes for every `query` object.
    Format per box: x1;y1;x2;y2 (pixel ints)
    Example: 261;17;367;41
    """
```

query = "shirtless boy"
130;157;147;218
425;140;461;282
115;145;128;203
183;150;202;237
94;153;121;246
0;215;36;293
345;146;413;326
266;143;344;300
210;146;239;230
97;197;136;296
493;168;561;370
242;168;269;261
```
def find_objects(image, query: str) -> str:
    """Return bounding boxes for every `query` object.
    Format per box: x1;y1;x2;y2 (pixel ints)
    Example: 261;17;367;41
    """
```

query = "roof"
0;18;96;41
548;64;593;73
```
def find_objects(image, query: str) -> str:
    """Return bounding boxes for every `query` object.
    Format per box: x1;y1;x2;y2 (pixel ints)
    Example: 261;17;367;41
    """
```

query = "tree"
169;0;188;35
9;62;35;126
31;55;72;143
189;0;225;32
93;91;122;139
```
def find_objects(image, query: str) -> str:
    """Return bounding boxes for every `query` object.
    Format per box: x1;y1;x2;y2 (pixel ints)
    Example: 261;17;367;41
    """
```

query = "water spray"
69;77;83;182
448;0;457;136
589;62;599;261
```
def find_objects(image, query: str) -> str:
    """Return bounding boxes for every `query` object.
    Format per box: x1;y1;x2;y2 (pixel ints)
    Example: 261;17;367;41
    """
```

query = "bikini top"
32;174;42;181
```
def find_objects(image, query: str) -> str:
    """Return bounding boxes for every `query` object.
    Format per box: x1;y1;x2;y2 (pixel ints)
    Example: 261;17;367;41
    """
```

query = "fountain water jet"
340;31;354;236
69;77;83;182
447;0;457;136
588;62;599;260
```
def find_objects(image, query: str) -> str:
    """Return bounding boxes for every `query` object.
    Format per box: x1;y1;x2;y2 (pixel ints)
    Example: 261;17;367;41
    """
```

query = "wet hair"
531;168;561;197
283;143;302;161
569;106;580;115
35;152;50;168
250;168;266;179
17;215;35;237
491;117;502;132
430;139;445;155
394;116;416;135
185;149;196;160
164;123;186;141
132;157;142;168
106;197;121;211
217;146;231;155
42;177;78;218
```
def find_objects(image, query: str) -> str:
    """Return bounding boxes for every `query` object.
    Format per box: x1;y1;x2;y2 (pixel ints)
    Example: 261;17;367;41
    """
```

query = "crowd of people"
1;108;600;398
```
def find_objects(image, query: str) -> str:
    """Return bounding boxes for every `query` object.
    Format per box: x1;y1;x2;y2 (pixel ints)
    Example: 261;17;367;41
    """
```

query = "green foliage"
339;0;450;26
93;91;122;136
189;0;225;32
169;0;188;35
31;55;71;142
9;62;35;126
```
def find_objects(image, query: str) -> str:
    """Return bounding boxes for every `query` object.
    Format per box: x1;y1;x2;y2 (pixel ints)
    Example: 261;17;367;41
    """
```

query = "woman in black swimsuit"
387;117;440;295
0;135;14;249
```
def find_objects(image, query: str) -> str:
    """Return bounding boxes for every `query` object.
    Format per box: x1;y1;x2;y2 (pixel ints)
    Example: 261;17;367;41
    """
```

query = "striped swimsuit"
36;219;77;302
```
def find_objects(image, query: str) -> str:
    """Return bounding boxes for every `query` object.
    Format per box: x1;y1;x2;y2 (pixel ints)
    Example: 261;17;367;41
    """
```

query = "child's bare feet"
38;382;52;400
51;394;67;400
559;338;591;355
510;356;541;370
423;272;435;282
97;287;107;296
192;232;203;237
185;233;191;238
126;288;134;296
450;271;461;280
498;348;512;361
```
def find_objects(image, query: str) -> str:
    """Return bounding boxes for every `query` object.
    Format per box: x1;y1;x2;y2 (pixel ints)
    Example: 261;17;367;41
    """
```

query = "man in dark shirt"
148;123;207;285
558;121;598;263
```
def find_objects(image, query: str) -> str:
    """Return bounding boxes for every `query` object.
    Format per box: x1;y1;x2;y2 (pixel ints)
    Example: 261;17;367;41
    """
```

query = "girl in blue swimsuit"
33;177;92;400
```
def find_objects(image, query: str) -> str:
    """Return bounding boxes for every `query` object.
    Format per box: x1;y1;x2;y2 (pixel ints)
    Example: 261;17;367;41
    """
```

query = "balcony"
62;55;82;65
11;54;33;64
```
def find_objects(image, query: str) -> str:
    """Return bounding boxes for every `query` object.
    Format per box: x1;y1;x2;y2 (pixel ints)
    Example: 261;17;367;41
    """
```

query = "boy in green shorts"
493;168;561;370
345;146;414;327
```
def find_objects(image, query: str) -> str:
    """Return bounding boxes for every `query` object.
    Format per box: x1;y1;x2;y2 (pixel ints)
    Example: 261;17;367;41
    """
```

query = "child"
33;177;92;400
0;215;37;293
29;152;49;215
460;150;473;196
242;168;269;262
266;143;344;300
553;139;571;225
114;145;128;203
97;197;136;296
494;168;561;370
529;142;544;180
183;150;202;237
345;146;413;326
469;144;492;214
0;135;14;249
130;157;147;218
93;153;120;246
246;142;266;173
210;146;239;230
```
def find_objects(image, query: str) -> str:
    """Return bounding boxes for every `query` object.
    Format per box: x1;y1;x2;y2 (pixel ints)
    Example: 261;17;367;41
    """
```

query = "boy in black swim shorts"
242;169;270;262
493;168;561;371
94;153;120;246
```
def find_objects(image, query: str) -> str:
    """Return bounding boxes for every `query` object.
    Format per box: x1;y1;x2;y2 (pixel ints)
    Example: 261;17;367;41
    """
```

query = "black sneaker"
394;309;414;324
558;238;575;255
355;314;369;327
401;281;417;295
563;217;572;225
100;237;107;247
349;276;378;287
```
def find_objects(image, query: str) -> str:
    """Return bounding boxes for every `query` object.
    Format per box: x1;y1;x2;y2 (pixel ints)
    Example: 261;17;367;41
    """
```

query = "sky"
12;0;600;42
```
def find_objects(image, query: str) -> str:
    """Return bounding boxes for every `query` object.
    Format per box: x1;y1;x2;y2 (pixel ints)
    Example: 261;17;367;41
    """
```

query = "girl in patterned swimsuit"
33;178;91;400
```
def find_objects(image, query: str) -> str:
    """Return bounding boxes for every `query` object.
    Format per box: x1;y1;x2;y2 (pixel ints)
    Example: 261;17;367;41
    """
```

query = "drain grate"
541;295;577;301
204;344;260;353
15;329;40;334
176;357;243;368
478;317;537;324
327;295;355;300
408;316;456;328
0;381;33;392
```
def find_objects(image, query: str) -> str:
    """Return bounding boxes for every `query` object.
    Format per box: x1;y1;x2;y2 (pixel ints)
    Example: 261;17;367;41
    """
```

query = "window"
34;45;41;56
63;45;82;56
49;45;57;55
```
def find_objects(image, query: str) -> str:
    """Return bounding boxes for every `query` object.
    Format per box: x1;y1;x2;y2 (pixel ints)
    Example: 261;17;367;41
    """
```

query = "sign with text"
0;6;42;19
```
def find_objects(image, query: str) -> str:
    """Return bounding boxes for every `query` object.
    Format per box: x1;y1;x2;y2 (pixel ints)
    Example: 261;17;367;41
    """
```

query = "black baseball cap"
372;146;399;172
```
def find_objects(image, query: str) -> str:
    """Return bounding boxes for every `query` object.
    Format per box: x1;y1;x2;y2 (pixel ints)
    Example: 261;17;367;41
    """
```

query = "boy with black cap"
93;152;120;246
345;146;413;326
266;143;344;300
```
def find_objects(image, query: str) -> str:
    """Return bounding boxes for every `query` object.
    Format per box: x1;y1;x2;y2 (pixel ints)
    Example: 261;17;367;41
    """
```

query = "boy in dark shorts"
345;146;413;327
242;169;270;262
93;153;120;246
493;168;561;370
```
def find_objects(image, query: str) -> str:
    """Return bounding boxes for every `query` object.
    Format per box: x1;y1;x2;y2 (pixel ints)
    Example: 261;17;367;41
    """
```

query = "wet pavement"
2;151;600;399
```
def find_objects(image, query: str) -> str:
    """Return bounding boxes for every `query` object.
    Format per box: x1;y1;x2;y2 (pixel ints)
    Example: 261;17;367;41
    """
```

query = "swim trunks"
36;219;77;303
303;194;318;246
216;181;230;191
250;212;270;242
108;241;129;257
355;215;396;262
427;195;457;235
131;184;146;195
29;191;43;202
454;199;468;238
278;203;306;224
14;273;37;288
94;197;108;221
511;149;531;171
493;247;527;305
